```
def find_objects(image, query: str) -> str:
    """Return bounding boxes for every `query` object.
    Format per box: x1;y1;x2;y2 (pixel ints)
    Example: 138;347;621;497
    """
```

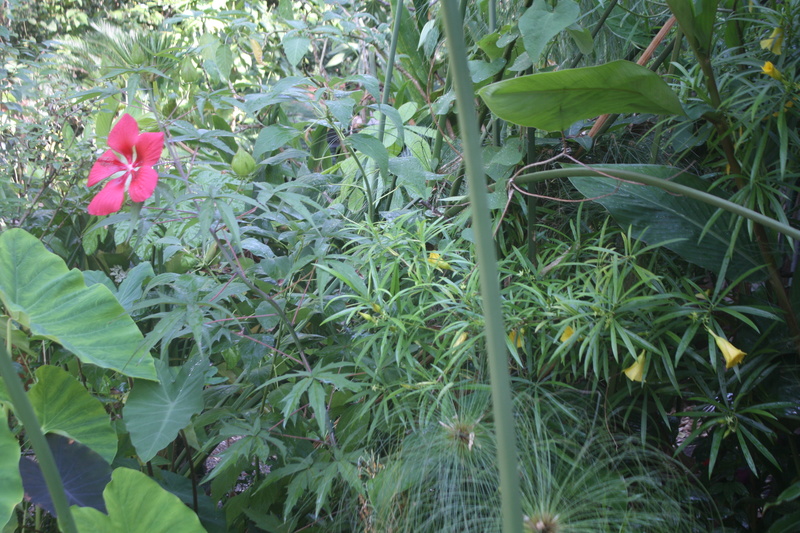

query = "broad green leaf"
565;164;764;281
123;357;206;462
282;35;310;67
765;480;800;511
19;434;111;516
348;133;389;176
0;229;156;380
71;468;206;533
0;422;22;528
214;45;233;81
28;365;117;463
518;0;580;63
478;60;685;131
566;23;594;55
254;125;303;161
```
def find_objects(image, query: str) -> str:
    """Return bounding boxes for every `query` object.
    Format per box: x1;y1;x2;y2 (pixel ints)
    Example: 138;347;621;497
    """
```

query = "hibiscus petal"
87;150;126;187
128;166;159;202
87;178;127;216
134;131;164;166
107;114;139;158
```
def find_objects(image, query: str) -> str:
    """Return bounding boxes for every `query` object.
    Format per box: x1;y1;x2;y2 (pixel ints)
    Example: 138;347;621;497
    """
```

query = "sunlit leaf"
478;60;684;131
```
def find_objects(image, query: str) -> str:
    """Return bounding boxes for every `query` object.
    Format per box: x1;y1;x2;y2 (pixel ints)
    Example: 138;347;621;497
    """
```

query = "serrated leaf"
478;60;685;131
307;381;328;438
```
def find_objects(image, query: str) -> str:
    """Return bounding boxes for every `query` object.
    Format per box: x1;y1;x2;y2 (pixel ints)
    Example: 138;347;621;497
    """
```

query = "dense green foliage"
2;0;800;531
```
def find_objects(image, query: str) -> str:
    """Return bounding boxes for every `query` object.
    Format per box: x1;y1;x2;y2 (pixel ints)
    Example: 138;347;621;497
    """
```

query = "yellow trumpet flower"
508;328;525;348
708;330;747;369
762;61;783;81
427;252;452;271
623;352;646;382
760;27;784;55
560;325;575;343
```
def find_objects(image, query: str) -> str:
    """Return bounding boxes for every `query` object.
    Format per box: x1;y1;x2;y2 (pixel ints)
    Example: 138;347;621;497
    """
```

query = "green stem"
0;342;78;533
376;0;404;212
377;0;403;144
440;2;522;532
511;168;800;242
568;0;619;69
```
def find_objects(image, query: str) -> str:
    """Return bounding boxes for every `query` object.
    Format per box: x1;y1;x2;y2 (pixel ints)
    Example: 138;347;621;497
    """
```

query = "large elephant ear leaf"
70;468;207;533
0;421;23;528
478;60;684;131
0;229;157;380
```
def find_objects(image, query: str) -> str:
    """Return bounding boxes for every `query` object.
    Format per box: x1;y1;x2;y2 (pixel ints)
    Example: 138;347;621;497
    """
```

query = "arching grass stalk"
440;1;522;532
0;339;78;533
512;167;800;242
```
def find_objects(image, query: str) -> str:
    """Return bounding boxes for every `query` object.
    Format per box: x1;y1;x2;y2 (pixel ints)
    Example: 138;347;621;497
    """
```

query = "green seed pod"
231;148;256;177
180;57;201;83
130;43;147;66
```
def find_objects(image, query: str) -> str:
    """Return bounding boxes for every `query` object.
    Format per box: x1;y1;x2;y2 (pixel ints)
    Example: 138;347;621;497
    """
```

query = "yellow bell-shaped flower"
623;352;646;382
760;27;784;55
762;61;783;81
427;252;452;271
560;325;575;343
709;330;747;369
508;328;525;348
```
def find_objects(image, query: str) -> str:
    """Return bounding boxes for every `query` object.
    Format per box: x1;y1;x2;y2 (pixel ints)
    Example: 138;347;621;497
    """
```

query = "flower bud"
180;57;201;83
130;43;147;66
231;147;256;177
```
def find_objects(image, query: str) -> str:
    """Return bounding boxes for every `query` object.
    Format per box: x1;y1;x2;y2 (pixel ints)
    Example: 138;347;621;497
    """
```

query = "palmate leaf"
70;468;206;533
0;229;156;380
123;357;206;462
478;60;684;131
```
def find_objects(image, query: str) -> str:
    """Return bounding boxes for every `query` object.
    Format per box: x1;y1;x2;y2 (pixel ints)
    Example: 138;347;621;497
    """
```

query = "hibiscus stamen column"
440;1;522;532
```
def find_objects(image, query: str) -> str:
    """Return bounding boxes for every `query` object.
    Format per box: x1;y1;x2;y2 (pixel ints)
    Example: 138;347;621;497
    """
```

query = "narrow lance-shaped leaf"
478;60;684;132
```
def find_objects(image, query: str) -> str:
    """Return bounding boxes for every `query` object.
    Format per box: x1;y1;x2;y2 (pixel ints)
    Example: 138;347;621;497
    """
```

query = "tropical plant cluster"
2;0;800;532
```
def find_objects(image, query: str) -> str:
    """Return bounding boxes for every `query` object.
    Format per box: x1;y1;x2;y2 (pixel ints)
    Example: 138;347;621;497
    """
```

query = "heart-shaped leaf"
0;229;156;380
123;357;206;462
0;422;23;527
19;434;112;515
70;468;206;533
28;365;117;463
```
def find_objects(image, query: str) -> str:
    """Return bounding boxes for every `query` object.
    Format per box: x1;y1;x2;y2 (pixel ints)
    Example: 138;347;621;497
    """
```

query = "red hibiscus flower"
87;113;164;216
